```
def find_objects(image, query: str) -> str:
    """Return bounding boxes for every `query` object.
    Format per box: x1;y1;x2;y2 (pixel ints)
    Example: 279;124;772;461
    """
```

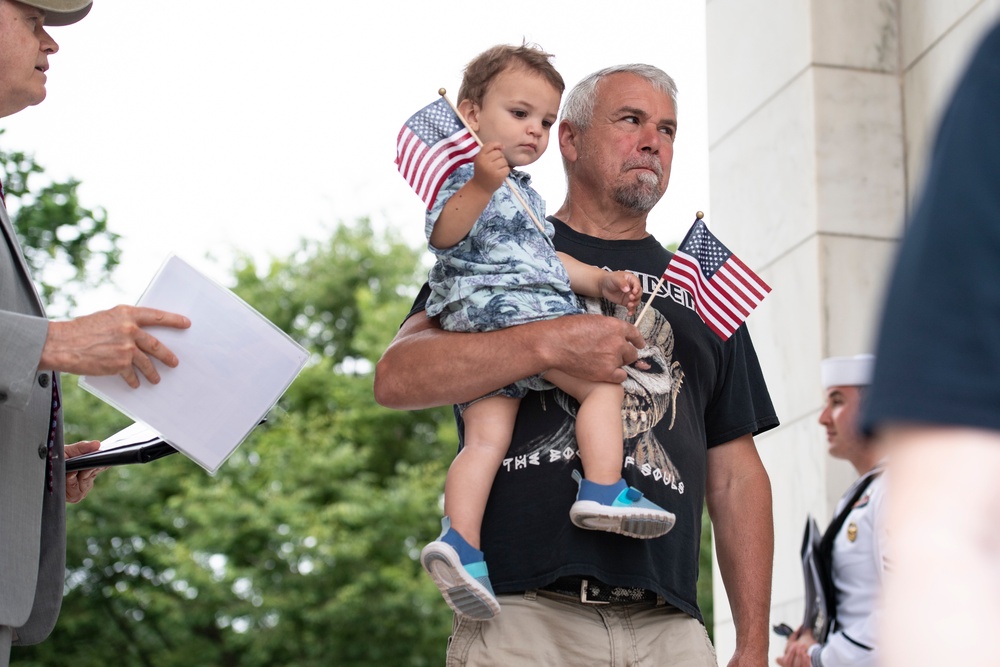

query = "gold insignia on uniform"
847;522;858;542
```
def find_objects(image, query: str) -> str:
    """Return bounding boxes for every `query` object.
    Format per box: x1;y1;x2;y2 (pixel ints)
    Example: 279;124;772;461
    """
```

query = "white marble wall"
705;0;999;662
902;0;1000;203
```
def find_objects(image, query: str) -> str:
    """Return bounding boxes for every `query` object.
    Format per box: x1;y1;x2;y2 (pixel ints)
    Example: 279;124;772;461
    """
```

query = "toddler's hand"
471;142;510;193
601;271;644;316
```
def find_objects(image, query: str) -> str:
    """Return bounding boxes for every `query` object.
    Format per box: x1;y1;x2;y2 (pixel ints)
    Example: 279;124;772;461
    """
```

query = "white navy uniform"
815;463;887;667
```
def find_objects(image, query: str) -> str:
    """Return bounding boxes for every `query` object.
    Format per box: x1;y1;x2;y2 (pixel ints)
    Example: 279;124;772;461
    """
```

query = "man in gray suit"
1;2;191;663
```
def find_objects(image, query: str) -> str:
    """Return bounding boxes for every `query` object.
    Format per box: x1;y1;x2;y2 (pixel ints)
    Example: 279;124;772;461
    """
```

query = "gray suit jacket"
0;197;66;647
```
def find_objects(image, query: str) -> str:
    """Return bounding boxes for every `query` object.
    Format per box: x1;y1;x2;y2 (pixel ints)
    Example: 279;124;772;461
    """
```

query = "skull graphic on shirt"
520;295;685;488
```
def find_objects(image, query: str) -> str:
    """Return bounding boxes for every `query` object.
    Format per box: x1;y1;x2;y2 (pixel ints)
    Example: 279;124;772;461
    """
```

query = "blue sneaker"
569;470;676;539
420;518;500;620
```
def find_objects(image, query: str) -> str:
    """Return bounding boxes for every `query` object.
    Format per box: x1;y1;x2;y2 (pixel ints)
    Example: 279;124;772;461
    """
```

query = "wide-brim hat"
24;0;93;26
820;354;874;389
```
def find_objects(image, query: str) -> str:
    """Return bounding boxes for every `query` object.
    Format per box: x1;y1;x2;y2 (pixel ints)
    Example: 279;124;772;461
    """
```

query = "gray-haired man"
376;64;778;666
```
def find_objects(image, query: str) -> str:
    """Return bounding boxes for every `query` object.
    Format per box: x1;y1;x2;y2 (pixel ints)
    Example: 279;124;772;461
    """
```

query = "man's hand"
374;311;644;410
40;305;191;388
64;440;104;504
776;626;816;667
545;313;644;383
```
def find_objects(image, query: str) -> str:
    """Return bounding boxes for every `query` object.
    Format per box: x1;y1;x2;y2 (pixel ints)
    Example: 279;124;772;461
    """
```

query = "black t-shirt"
864;21;1000;434
406;218;778;621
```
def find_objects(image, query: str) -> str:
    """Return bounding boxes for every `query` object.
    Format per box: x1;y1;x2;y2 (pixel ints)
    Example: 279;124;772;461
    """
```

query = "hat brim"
32;1;93;26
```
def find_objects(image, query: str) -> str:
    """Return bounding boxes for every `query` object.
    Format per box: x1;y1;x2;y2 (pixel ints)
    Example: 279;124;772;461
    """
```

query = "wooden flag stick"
438;89;546;233
634;211;705;328
634;276;667;328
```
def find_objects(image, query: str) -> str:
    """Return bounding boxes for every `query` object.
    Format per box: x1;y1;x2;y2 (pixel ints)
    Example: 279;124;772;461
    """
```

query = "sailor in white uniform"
778;354;888;667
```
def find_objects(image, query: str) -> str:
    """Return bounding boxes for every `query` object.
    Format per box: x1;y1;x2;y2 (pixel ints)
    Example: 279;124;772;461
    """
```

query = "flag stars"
662;217;771;340
683;222;731;277
397;96;478;207
407;99;463;145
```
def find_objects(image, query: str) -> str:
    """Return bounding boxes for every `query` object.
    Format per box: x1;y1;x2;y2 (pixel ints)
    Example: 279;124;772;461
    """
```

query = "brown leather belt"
539;576;660;605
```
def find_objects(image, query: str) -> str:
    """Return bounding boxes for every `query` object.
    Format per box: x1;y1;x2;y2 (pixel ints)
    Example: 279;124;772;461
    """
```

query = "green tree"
699;506;714;640
4;156;718;663
1;129;120;317
16;219;458;667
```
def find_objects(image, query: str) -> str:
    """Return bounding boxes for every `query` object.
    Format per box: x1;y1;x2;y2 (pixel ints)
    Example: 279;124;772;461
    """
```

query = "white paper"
99;421;162;451
80;255;308;473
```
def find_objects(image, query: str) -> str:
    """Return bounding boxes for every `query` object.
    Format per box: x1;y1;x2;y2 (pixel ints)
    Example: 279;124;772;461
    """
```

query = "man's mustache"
621;157;663;178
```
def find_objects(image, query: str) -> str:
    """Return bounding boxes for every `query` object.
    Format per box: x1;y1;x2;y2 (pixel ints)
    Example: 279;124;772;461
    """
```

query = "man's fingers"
64;440;101;458
137;329;179;368
65;454;103;504
123;322;181;388
120;366;141;389
621;323;646;351
66;472;95;503
619;344;639;367
132;307;191;330
131;351;161;385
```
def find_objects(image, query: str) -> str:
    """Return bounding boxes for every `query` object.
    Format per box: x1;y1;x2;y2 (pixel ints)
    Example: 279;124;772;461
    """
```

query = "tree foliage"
3;136;717;662
1;129;120;317
15;219;459;666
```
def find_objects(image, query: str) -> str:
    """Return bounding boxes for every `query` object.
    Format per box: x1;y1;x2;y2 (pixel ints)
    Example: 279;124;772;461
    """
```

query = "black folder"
65;434;179;472
65;418;266;472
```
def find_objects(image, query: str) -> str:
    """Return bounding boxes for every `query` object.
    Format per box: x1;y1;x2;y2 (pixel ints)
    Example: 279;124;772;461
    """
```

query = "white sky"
3;0;709;315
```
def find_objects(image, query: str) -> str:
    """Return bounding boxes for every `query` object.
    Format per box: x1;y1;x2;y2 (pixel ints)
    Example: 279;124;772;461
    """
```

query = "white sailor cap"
820;354;875;389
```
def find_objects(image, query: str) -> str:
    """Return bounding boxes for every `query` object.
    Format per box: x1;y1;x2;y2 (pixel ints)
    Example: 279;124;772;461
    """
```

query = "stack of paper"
80;255;308;474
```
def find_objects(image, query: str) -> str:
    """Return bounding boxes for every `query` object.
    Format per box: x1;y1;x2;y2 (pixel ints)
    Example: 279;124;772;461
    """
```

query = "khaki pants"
446;590;718;667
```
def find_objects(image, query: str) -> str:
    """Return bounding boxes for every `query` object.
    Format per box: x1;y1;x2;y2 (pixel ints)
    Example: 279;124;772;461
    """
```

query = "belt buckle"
579;578;610;605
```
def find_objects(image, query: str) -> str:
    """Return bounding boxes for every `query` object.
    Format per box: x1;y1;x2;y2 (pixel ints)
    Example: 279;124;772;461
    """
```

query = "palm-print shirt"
424;164;581;333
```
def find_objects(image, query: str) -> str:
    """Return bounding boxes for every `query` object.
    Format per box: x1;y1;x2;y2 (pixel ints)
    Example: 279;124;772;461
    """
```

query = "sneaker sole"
569;500;676;539
420;542;500;620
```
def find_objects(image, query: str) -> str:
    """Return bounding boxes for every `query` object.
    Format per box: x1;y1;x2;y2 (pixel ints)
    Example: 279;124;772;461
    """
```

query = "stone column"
704;0;998;660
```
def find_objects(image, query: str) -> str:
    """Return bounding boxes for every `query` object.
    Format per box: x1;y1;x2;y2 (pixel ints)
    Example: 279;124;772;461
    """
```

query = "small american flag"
396;97;479;207
663;217;771;340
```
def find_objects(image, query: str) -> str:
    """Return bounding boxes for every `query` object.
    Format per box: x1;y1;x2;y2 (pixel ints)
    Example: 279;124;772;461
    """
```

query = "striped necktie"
47;379;60;494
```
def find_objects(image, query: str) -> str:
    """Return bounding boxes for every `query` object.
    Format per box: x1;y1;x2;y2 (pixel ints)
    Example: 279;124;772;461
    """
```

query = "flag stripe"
425;144;478;204
412;137;456;197
713;267;756;315
413;136;478;204
399;132;429;187
672;254;743;324
726;253;771;300
665;254;742;334
396;131;422;181
396;97;480;208
695;260;751;318
661;218;771;340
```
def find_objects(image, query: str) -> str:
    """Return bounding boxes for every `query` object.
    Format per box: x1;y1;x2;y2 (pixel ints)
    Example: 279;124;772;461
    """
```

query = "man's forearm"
374;313;557;410
707;436;774;665
373;311;644;411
